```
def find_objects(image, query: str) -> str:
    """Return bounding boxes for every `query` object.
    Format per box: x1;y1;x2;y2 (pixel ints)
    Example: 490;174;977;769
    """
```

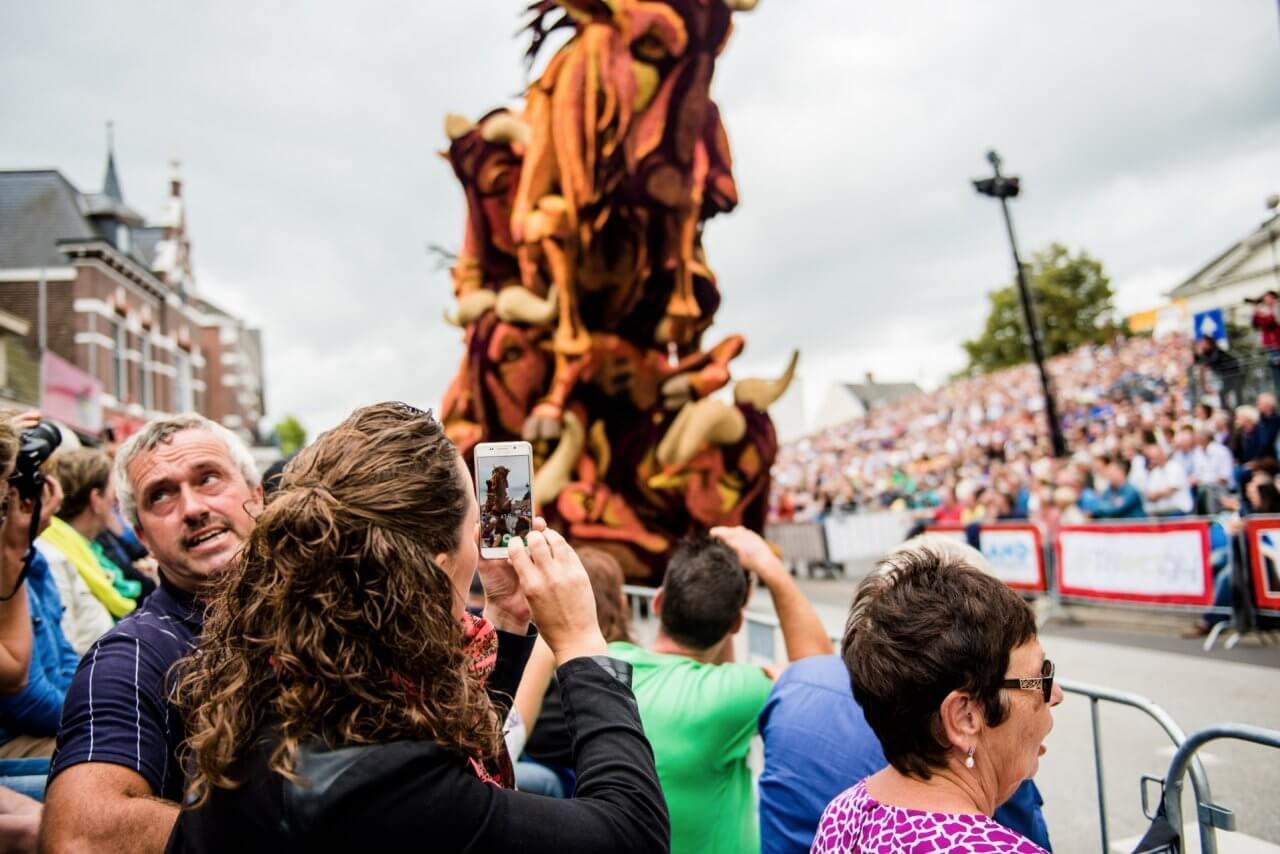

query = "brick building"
0;145;265;443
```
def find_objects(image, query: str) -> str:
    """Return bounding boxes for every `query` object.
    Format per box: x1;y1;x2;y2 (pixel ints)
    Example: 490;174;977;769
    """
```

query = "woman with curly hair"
168;403;669;853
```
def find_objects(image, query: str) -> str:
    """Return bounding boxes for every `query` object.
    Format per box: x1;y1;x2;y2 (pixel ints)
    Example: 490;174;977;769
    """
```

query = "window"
116;223;131;254
140;338;153;411
174;349;193;413
113;318;128;401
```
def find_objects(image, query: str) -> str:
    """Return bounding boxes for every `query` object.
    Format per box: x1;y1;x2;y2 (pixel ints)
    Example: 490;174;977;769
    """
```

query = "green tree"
962;243;1123;375
273;415;307;456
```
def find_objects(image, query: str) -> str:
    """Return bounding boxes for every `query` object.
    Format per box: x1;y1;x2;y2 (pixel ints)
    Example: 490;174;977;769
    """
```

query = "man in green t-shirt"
610;526;832;854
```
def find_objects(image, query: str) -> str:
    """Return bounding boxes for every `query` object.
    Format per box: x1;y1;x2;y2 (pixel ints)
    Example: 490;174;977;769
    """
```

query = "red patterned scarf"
460;613;514;788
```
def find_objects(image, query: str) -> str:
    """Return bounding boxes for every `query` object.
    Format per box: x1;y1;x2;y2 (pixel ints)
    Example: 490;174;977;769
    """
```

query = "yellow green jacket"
38;517;136;619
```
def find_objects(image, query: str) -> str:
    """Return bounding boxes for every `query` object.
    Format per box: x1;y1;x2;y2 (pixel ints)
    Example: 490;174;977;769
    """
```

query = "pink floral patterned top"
811;780;1048;853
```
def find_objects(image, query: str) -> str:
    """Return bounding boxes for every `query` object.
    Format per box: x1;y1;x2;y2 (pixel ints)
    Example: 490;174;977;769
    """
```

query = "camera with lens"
9;421;62;501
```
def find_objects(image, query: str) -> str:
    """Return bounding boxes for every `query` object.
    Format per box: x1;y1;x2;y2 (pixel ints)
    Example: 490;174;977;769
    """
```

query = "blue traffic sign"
1193;308;1227;343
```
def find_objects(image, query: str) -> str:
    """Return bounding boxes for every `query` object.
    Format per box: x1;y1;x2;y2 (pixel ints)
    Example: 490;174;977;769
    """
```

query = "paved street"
752;572;1280;852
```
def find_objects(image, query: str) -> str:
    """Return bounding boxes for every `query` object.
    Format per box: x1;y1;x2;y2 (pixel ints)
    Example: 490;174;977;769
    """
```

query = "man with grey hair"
43;414;262;854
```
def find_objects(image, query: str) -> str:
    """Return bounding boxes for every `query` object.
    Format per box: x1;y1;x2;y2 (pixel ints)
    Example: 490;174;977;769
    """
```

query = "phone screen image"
477;452;533;551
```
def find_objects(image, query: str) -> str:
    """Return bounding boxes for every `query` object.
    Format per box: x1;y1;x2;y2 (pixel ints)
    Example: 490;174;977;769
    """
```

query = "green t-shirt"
609;641;773;854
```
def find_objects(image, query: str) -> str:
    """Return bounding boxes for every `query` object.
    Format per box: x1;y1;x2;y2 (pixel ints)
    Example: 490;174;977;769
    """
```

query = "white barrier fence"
765;513;1280;647
1056;521;1213;607
818;511;917;563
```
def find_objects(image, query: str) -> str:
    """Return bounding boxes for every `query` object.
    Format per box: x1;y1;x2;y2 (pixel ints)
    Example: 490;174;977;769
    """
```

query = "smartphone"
475;441;535;559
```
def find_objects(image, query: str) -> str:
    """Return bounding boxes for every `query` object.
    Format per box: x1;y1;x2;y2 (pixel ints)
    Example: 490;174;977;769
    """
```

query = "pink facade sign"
42;351;102;435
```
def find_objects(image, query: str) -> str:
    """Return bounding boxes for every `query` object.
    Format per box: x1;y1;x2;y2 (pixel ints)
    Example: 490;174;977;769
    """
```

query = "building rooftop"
0;169;97;269
843;380;921;409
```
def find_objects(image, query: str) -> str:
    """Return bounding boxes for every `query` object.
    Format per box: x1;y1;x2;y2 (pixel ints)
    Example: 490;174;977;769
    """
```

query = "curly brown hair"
174;403;502;806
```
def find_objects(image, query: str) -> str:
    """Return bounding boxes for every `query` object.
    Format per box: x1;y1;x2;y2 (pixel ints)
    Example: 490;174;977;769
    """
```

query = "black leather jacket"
167;631;669;854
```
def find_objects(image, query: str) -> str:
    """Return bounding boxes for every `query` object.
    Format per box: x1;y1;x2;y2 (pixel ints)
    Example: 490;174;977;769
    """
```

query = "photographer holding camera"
0;415;32;697
0;414;74;768
0;411;66;851
0;412;64;708
1250;290;1280;394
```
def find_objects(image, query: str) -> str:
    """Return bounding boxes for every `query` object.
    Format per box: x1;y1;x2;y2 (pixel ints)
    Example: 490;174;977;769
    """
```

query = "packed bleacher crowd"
771;328;1280;639
771;333;1202;522
0;400;1078;853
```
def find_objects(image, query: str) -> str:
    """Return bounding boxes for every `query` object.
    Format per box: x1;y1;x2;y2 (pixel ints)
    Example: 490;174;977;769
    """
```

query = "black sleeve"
326;657;669;854
487;627;536;718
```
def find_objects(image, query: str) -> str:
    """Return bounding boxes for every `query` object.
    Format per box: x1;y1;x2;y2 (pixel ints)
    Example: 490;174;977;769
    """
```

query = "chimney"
169;160;183;198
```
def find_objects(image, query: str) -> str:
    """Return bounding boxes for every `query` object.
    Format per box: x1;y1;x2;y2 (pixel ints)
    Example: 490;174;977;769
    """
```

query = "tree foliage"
962;243;1122;375
273;415;307;456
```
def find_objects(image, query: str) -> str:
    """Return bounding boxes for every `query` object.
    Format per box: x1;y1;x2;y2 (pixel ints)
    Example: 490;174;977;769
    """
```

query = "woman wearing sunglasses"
812;545;1062;853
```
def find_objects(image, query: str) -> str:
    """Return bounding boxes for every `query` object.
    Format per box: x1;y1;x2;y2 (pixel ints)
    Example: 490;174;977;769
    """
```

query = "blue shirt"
757;655;1051;853
0;551;81;742
50;577;202;802
1093;483;1145;519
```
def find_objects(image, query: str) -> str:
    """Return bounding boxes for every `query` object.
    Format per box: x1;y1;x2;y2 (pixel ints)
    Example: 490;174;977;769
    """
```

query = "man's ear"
729;608;745;636
652;586;665;618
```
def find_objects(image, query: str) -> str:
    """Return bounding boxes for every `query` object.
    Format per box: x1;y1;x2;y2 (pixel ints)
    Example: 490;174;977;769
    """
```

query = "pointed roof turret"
103;121;124;203
85;121;143;227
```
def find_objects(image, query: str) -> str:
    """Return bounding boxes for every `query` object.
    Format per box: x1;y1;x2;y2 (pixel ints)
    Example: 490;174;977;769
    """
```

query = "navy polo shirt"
50;576;203;802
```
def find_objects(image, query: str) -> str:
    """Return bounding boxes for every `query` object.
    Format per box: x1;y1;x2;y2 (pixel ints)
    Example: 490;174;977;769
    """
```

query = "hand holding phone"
476;516;547;631
508;529;607;666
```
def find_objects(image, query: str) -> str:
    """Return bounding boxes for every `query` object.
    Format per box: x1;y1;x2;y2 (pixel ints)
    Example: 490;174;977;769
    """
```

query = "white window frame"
113;318;128;401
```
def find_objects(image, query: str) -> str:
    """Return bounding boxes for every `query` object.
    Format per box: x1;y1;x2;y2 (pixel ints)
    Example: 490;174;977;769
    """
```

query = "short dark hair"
1256;482;1280;514
659;534;746;650
842;547;1037;779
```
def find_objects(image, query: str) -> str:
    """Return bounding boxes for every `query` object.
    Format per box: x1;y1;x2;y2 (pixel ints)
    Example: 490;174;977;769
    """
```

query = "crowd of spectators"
0;401;1072;853
772;334;1203;524
771;333;1280;536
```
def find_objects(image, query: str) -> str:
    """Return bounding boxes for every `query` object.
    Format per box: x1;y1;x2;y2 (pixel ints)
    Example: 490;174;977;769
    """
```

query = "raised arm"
0;489;34;695
711;526;833;662
513;637;558;740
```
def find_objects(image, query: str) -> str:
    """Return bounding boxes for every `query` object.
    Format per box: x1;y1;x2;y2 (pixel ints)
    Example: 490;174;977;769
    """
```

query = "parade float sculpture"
440;0;795;581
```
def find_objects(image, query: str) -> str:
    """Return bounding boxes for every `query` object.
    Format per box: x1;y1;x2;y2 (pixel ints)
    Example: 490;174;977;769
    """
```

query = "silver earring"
964;746;975;769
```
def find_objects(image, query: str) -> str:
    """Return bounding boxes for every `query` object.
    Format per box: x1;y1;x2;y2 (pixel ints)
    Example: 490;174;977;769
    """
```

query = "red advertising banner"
929;524;1047;592
1055;521;1213;607
41;351;102;436
1243;516;1280;611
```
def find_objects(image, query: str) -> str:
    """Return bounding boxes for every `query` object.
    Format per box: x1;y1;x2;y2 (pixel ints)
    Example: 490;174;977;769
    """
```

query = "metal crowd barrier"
1057;679;1216;854
1159;724;1280;851
763;522;840;578
763;512;1280;653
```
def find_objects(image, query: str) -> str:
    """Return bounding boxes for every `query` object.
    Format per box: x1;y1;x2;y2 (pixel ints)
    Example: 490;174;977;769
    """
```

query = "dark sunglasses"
1000;659;1055;703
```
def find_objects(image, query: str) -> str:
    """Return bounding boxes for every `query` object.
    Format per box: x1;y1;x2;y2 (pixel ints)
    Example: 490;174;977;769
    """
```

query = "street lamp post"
973;150;1068;458
1266;193;1280;290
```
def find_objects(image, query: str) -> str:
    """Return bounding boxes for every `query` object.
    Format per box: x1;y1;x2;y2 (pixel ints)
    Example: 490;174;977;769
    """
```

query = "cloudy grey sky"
1;2;1277;436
